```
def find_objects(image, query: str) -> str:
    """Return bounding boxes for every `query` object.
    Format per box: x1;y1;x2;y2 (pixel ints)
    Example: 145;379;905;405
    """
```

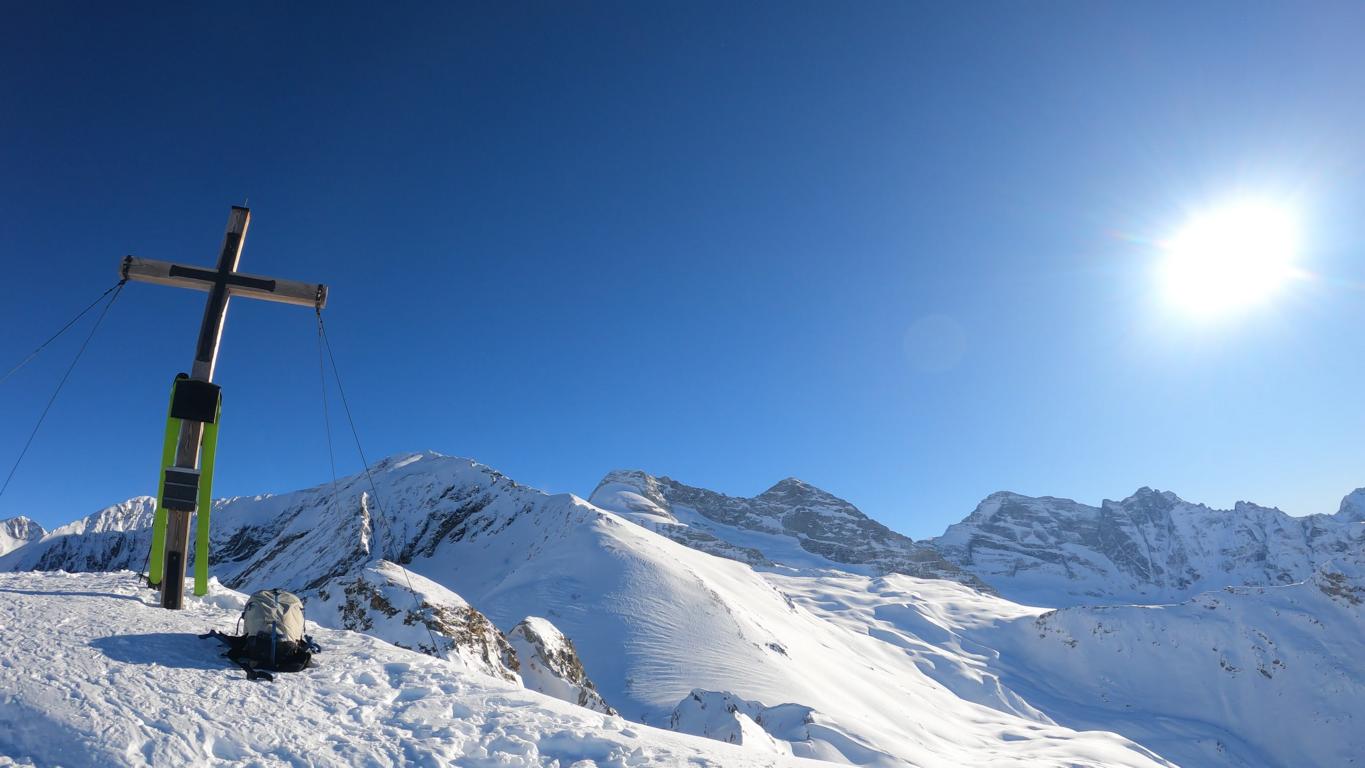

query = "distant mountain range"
931;486;1364;606
3;451;1362;767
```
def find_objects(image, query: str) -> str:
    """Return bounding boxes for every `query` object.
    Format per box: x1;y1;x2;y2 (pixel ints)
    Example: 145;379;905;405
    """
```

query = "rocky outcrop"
312;560;519;682
667;690;829;758
506;616;614;714
591;470;989;590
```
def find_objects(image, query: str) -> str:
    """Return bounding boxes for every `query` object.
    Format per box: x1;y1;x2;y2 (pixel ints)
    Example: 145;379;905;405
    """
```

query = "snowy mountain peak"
755;477;862;514
1337;488;1365;523
1110;486;1183;509
0;515;46;557
757;476;821;497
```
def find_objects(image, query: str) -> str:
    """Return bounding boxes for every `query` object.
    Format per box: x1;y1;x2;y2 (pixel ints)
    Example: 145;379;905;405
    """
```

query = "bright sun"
1160;199;1299;316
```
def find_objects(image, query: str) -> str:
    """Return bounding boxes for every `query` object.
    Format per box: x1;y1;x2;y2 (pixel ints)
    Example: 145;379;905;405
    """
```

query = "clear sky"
4;2;1365;537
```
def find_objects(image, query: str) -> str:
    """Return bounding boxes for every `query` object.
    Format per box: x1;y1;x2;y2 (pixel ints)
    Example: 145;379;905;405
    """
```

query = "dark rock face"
932;487;1365;605
591;470;991;591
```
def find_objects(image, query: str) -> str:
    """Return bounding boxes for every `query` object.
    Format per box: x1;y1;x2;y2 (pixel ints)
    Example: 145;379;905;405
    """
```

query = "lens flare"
1160;200;1299;316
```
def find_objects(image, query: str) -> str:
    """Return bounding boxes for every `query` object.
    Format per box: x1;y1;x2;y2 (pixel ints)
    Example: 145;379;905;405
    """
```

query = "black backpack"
202;589;320;681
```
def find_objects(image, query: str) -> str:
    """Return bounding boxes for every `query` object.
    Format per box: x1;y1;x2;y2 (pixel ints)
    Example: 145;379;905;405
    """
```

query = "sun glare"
1160;200;1299;316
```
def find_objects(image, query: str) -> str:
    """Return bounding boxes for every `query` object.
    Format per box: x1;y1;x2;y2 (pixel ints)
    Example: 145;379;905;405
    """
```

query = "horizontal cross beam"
121;256;328;309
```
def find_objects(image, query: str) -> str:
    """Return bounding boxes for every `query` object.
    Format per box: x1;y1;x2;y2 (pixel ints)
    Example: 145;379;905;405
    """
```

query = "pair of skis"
147;375;221;598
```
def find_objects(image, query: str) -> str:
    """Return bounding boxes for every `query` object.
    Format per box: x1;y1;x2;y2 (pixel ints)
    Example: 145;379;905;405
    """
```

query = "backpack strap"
199;629;243;651
231;658;274;682
200;629;273;681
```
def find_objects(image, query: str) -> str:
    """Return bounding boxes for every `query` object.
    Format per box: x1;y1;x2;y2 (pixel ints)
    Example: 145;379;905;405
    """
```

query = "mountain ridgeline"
931;486;1365;605
2;451;1362;767
588;469;990;590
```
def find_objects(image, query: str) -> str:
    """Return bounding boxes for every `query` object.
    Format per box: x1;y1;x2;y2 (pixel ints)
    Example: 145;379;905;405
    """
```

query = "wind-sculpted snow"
0;571;826;768
931;487;1365;605
979;563;1365;768
668;690;816;757
590;470;988;590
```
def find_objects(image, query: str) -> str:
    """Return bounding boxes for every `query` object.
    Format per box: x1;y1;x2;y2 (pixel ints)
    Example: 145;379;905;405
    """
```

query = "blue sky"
4;2;1365;537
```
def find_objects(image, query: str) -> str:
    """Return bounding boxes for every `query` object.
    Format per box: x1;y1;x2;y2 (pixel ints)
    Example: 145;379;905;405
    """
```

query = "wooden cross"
121;206;327;609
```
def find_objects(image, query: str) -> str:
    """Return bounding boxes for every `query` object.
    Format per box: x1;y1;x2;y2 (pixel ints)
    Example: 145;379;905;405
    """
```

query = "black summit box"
162;467;200;511
170;378;221;423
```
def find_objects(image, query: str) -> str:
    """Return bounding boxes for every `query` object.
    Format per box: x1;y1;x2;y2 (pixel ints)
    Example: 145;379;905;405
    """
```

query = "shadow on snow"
91;632;231;672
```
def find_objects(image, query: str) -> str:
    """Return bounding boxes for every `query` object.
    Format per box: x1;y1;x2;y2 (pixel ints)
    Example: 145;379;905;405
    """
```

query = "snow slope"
0;570;823;768
981;565;1365;768
2;453;1167;767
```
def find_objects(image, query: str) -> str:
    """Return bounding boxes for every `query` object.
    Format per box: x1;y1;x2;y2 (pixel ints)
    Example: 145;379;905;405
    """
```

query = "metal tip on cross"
121;206;329;609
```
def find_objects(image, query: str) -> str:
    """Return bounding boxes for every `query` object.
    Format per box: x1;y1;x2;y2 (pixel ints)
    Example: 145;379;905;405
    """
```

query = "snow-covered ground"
984;568;1365;768
0;571;826;768
4;452;1362;767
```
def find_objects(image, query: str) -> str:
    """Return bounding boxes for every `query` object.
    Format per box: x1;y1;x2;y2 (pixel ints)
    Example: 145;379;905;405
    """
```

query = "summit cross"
120;206;328;609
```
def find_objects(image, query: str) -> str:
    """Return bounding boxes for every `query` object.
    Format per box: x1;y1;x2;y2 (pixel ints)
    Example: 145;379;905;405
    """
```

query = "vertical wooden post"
160;207;248;609
123;205;325;609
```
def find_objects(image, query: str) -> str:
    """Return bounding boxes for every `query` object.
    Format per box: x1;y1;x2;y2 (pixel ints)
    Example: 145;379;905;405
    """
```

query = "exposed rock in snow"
668;690;817;758
931;486;1365;605
0;515;44;556
508;616;615;714
591;470;988;590
311;560;519;683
